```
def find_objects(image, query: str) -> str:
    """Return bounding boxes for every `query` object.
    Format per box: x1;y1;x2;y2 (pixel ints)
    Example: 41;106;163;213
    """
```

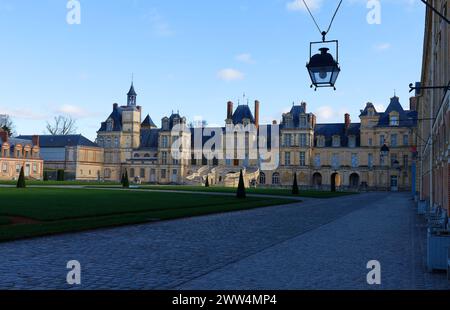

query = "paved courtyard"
0;192;448;290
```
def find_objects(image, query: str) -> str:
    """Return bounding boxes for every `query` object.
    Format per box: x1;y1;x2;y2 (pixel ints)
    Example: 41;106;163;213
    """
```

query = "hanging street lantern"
300;0;344;91
306;36;340;90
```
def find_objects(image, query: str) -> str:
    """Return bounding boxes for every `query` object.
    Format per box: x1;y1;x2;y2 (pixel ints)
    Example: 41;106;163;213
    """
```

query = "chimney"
409;97;417;111
227;101;234;119
254;100;260;128
113;103;119;110
301;102;307;112
0;130;8;143
32;135;40;147
345;113;351;130
272;120;278;125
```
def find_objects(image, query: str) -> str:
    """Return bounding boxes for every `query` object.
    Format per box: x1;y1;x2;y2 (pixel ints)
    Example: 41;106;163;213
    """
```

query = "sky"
0;0;425;141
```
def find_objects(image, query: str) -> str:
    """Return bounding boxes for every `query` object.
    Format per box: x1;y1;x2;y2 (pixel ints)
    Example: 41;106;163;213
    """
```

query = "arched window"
272;173;280;185
259;172;266;185
144;153;151;158
134;153;140;158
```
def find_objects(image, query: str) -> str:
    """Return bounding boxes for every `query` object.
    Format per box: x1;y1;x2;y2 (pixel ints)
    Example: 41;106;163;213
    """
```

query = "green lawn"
0;188;293;242
0;180;120;186
138;185;356;198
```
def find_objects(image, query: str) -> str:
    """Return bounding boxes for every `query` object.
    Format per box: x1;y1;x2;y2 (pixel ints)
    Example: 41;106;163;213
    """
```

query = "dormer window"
367;108;375;116
317;136;325;147
348;135;356;148
390;113;399;126
300;117;307;127
162;118;169;131
106;119;113;132
332;135;341;147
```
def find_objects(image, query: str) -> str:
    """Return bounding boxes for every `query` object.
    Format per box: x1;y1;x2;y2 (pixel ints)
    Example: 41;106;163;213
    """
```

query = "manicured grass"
0;188;293;242
139;185;356;198
0;180;120;186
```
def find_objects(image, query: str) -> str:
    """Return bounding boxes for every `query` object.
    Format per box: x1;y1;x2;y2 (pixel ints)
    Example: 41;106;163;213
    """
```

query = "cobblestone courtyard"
0;192;448;290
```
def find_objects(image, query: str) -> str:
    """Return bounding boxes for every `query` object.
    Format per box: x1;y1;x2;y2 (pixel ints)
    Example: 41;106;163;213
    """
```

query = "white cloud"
287;0;323;11
217;68;245;81
374;42;391;51
236;53;255;64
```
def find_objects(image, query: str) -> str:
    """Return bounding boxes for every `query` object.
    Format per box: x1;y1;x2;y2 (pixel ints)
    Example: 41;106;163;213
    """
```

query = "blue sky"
0;0;425;140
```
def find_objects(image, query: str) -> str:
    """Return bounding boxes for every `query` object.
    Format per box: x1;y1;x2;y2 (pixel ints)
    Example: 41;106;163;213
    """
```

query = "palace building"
89;83;418;191
0;130;43;181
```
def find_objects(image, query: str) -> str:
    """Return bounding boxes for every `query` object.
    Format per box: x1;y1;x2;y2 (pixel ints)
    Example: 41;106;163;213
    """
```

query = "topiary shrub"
57;169;65;181
43;171;49;182
205;177;210;188
123;170;130;188
292;173;299;195
16;167;26;188
236;169;246;199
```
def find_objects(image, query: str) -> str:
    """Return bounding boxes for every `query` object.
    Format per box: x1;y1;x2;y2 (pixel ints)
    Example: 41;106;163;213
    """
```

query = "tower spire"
127;77;137;107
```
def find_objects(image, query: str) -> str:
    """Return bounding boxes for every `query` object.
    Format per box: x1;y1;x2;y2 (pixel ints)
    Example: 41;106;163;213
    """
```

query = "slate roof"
139;129;160;149
98;105;123;132
141;115;157;128
376;96;417;127
314;123;361;147
281;104;309;128
0;137;33;147
17;135;98;148
127;83;137;96
359;102;379;117
232;105;255;125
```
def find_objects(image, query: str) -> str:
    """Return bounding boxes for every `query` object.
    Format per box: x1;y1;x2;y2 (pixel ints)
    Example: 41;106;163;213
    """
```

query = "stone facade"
0;130;43;181
96;83;417;191
417;1;450;215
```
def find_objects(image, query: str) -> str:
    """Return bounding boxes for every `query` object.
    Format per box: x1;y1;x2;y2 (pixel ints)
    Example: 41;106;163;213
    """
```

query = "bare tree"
46;115;77;135
0;114;16;137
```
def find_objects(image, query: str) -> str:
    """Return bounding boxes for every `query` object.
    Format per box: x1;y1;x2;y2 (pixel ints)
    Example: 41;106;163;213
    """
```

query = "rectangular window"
380;135;385;146
391;153;398;167
284;134;292;147
299;152;306;166
351;153;359;168
348;136;356;148
16;164;20;173
161;169;166;179
314;154;321;168
33;163;37;173
2;162;7;172
391;134;398;147
403;155;409;168
368;138;373;146
331;154;340;168
300;134;307;147
332;136;340;147
161;152;168;165
390;116;399;126
284;152;291;166
300;117;307;127
161;136;169;148
140;168;145;178
368;153;374;168
403;135;409;146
